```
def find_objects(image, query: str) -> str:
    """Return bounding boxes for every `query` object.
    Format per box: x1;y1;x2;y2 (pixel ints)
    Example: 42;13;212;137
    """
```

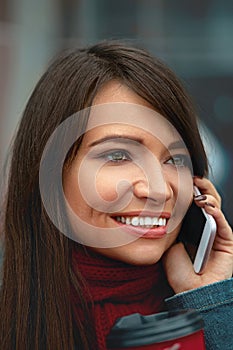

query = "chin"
91;242;165;266
121;252;163;266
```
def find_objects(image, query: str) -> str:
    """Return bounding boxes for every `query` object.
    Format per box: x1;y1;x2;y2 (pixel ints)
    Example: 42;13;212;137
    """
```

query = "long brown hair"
0;40;208;349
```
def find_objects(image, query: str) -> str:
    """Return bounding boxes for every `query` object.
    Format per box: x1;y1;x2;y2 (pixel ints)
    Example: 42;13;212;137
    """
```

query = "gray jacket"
166;278;233;350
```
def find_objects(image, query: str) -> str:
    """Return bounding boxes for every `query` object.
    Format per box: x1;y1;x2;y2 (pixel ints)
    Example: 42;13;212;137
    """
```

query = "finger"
204;205;233;251
194;194;220;209
193;177;221;206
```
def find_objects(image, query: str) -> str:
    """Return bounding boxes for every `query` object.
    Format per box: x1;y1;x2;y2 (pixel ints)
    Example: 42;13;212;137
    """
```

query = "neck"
71;245;173;349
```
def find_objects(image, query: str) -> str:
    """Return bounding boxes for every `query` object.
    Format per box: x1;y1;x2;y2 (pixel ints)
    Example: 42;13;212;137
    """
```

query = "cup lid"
106;309;204;348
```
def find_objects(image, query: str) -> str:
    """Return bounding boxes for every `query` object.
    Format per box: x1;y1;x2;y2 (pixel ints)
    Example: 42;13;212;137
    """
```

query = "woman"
0;41;232;349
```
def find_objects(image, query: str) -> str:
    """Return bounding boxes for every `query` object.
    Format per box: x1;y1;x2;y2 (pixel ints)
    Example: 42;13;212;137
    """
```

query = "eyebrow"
88;135;186;151
88;135;143;147
167;140;187;150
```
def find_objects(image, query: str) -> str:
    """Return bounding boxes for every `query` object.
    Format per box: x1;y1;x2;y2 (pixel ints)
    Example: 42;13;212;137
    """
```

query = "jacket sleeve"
165;278;233;350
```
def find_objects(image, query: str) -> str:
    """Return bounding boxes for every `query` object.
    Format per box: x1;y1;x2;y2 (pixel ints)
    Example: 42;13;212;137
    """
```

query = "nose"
133;162;172;205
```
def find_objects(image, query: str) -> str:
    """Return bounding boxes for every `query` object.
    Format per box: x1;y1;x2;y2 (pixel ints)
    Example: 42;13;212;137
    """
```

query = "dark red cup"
106;310;206;350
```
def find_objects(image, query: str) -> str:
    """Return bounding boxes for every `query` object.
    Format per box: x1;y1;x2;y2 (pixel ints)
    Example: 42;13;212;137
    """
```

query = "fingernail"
205;202;215;208
194;195;207;201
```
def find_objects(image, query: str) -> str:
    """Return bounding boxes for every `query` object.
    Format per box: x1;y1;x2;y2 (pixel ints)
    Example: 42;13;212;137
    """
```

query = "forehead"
83;102;182;148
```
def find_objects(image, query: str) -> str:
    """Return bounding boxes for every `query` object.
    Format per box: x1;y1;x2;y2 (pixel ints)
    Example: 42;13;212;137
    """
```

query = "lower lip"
113;220;167;239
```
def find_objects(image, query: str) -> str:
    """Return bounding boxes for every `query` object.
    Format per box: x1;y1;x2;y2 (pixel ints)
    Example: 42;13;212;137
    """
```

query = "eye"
165;154;190;168
103;150;131;163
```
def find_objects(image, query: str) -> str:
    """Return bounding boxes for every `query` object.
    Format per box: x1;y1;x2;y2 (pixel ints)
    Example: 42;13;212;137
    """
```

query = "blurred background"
0;0;232;227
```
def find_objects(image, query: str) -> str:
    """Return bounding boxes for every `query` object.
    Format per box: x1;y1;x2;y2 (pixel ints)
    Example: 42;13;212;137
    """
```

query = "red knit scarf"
71;247;172;350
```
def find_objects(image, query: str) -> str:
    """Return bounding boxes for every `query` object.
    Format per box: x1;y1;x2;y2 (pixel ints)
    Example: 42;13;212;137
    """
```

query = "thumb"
163;242;195;293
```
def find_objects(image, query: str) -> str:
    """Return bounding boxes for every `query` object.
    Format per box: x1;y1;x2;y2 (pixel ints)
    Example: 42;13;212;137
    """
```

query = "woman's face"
63;81;193;265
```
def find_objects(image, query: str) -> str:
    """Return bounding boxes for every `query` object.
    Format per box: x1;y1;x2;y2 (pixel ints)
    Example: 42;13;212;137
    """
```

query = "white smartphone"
179;186;217;274
192;186;217;274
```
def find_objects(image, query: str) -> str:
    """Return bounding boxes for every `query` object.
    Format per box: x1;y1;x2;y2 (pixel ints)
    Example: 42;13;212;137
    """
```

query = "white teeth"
158;218;163;226
131;217;139;226
125;217;131;225
115;216;167;227
145;217;152;226
152;217;159;225
139;217;145;226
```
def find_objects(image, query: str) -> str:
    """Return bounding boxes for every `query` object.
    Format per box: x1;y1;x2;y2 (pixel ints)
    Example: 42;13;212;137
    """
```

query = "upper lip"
111;211;171;218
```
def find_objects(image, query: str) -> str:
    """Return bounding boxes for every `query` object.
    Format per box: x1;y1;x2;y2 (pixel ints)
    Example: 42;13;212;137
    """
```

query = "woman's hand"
163;177;233;294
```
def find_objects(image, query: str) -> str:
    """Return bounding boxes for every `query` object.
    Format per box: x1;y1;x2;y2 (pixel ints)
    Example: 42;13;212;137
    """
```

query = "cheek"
75;165;135;215
96;177;118;202
63;166;88;216
95;167;133;202
167;170;193;233
169;167;193;201
94;168;116;202
178;170;193;203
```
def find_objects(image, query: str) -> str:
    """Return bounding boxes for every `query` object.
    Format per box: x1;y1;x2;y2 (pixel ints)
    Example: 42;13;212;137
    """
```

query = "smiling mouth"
112;215;168;229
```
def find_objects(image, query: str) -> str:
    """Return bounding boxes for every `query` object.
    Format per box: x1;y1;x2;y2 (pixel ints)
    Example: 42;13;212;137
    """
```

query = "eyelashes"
93;148;191;169
97;149;132;163
165;154;192;168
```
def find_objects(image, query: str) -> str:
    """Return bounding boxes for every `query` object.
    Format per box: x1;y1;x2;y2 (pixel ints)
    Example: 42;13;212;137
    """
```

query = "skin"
63;80;233;293
164;176;233;292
